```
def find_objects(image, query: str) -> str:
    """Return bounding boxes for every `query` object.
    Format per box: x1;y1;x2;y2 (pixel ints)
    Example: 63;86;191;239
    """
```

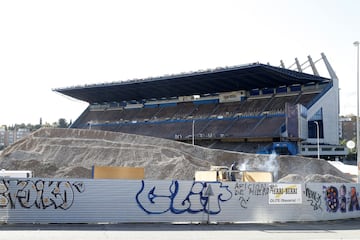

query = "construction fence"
0;178;359;224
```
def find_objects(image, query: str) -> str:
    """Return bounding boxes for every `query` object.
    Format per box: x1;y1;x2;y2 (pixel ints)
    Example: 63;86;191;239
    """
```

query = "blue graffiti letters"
136;181;232;215
323;185;360;213
324;186;339;212
339;185;346;213
349;187;360;211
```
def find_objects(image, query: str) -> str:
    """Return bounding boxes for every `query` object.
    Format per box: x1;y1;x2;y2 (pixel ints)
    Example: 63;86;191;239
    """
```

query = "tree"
57;118;69;128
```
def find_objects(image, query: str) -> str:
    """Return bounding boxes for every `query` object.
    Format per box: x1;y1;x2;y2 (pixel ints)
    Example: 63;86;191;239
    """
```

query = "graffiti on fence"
136;180;232;215
0;179;85;210
323;185;360;213
305;187;322;211
234;182;268;208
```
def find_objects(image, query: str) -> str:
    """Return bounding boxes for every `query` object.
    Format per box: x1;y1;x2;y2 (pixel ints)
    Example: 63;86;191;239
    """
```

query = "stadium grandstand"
54;53;346;160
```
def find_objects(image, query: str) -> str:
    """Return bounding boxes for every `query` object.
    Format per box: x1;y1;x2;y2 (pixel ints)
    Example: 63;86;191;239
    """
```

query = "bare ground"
0;128;354;182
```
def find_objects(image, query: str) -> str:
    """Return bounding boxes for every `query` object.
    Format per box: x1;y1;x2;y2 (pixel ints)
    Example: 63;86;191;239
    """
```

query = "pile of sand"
0;128;354;182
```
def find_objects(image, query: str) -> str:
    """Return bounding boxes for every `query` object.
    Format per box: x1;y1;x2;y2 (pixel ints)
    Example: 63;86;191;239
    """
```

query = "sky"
0;0;359;126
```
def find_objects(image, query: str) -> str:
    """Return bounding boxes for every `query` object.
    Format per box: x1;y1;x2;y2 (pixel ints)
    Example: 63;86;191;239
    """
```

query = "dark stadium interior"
67;90;325;153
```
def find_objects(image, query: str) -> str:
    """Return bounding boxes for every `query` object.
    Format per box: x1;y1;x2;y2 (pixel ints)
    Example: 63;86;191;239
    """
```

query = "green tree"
57;118;69;128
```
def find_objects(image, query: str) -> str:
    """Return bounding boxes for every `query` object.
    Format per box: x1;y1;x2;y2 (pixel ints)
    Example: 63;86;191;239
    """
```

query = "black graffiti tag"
238;196;250;208
235;182;268;209
305;187;322;211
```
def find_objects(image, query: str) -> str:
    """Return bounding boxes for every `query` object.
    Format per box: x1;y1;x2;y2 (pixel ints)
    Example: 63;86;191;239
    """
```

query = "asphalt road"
1;218;360;240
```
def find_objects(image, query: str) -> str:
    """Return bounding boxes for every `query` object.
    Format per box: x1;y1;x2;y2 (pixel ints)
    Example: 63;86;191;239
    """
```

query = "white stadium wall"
1;178;360;224
307;54;340;146
307;85;340;146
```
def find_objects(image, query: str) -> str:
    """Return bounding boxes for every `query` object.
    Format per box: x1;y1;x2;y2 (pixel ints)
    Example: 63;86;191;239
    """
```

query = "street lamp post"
192;119;195;146
354;41;359;182
192;95;200;146
314;121;320;159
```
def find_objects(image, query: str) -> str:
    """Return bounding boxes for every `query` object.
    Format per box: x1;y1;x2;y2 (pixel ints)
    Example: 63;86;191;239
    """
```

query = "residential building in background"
0;128;30;149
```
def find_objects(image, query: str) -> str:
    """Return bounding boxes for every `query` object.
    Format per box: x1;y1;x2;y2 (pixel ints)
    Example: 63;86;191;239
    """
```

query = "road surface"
1;218;360;240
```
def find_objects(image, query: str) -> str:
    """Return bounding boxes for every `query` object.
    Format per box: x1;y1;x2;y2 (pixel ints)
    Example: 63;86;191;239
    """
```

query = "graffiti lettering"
248;183;269;196
234;182;268;208
0;179;85;210
349;186;360;211
136;181;232;215
323;185;360;213
238;196;249;208
235;182;269;196
339;185;346;213
234;182;245;196
324;186;339;212
305;187;322;211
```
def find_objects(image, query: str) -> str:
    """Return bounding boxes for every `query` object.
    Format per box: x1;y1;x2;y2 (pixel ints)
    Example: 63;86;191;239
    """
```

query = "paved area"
1;218;360;240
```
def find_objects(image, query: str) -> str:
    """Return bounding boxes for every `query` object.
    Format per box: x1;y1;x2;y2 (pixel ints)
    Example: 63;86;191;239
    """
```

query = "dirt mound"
277;173;352;183
0;128;354;182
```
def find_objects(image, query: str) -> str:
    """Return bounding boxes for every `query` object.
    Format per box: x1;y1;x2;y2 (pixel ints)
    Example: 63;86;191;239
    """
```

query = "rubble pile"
0;128;354;182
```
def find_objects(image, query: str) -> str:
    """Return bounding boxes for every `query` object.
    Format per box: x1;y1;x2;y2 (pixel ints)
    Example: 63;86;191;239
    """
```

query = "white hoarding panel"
0;178;360;224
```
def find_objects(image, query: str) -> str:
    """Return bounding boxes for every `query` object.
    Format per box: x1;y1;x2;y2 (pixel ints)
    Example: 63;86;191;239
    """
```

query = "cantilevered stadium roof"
54;63;331;104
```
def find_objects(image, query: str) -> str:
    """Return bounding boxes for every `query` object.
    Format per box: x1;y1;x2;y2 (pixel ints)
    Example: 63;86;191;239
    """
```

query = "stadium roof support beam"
308;55;320;76
321;53;338;80
280;60;285;68
295;58;302;72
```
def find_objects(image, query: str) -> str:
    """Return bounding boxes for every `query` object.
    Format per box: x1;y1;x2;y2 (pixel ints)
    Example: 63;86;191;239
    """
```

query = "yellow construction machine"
194;165;273;182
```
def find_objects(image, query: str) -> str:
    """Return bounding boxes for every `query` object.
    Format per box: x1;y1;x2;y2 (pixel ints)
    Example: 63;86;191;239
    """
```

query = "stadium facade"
55;53;346;160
